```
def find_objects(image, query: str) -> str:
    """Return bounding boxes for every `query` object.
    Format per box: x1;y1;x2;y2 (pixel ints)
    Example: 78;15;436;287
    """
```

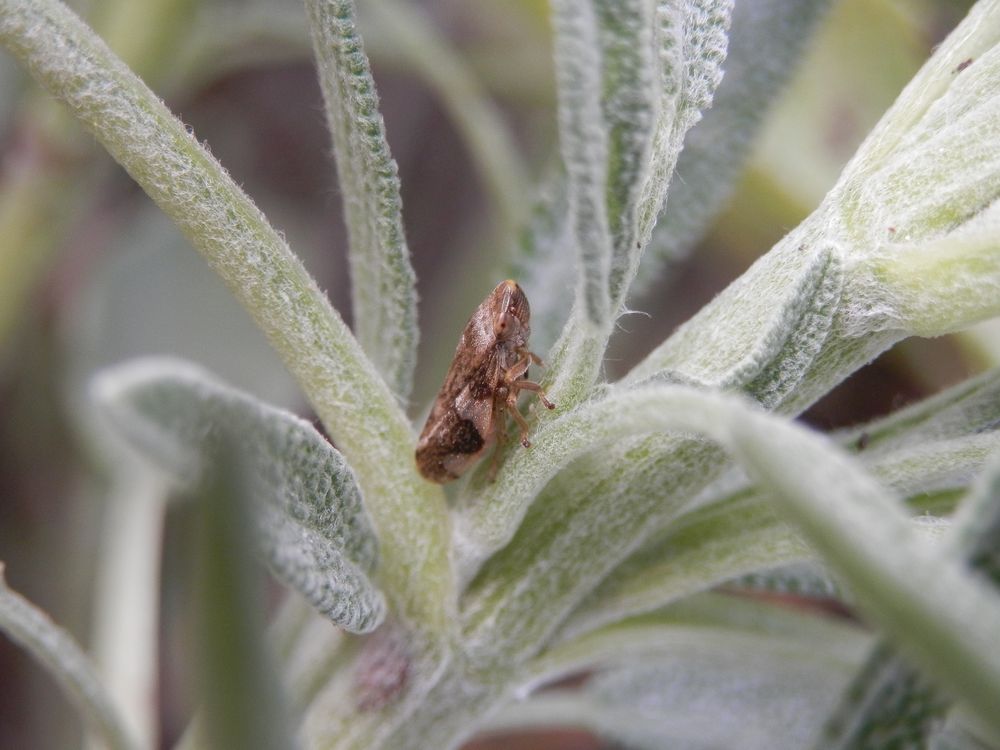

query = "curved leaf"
93;357;385;633
461;383;1000;742
0;565;139;750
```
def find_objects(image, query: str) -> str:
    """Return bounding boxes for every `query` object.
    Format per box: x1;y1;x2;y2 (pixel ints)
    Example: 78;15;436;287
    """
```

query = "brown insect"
416;279;555;483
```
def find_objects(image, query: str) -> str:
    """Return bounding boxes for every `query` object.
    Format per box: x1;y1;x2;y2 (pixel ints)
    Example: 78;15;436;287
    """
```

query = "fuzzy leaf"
507;166;576;355
462;384;1000;742
0;565;139;750
306;0;418;404
626;241;842;409
817;450;1000;749
558;370;1000;639
600;0;657;309
633;0;732;266
824;0;1000;339
635;0;831;295
93;357;386;634
0;0;450;637
499;596;868;750
549;0;614;327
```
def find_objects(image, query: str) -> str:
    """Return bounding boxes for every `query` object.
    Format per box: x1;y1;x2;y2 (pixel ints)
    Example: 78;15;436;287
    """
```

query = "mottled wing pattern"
416;325;504;483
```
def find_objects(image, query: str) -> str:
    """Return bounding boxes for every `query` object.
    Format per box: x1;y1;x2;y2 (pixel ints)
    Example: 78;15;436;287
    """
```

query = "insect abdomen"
415;411;487;482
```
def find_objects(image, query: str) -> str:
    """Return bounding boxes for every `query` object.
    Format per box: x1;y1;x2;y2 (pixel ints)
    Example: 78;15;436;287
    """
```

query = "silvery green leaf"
632;0;732;271
0;3;448;634
560;370;1000;639
813;641;947;750
549;0;615;327
306;0;418;404
93;357;385;634
507;166;575;355
499;596;868;750
823;0;1000;340
635;0;831;295
462;384;1000;740
0;565;139;750
626;240;843;411
817;451;1000;749
600;0;658;309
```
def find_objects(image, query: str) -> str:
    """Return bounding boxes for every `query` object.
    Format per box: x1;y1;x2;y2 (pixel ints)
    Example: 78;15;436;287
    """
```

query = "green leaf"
541;0;733;414
827;0;1000;339
0;0;451;638
558;369;1000;640
626;242;843;411
499;596;868;750
0;564;139;750
305;0;418;404
633;0;732;266
93;357;386;634
550;0;614;328
816;449;1000;749
461;384;1000;742
195;447;298;750
635;0;832;295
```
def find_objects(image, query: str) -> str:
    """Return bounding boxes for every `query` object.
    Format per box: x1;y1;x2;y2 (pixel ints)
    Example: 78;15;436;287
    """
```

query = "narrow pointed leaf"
306;0;418;404
550;0;613;328
93;357;386;633
635;0;831;294
633;0;732;269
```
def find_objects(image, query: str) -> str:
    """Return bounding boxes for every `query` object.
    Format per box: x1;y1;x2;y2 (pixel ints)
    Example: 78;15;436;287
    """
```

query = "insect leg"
511;378;555;410
504;353;531;381
519;348;544;367
505;390;533;447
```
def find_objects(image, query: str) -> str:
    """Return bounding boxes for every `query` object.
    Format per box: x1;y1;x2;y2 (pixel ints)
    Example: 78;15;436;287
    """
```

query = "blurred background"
0;0;985;747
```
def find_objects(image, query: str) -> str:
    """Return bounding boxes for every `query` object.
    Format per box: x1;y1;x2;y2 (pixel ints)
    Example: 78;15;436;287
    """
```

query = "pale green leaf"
626;241;843;410
93;357;386;633
635;0;831;295
461;384;1000;741
816;450;1000;749
559;369;1000;639
306;0;418;404
0;564;139;750
633;0;732;266
498;596;868;750
550;0;613;328
0;2;450;636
